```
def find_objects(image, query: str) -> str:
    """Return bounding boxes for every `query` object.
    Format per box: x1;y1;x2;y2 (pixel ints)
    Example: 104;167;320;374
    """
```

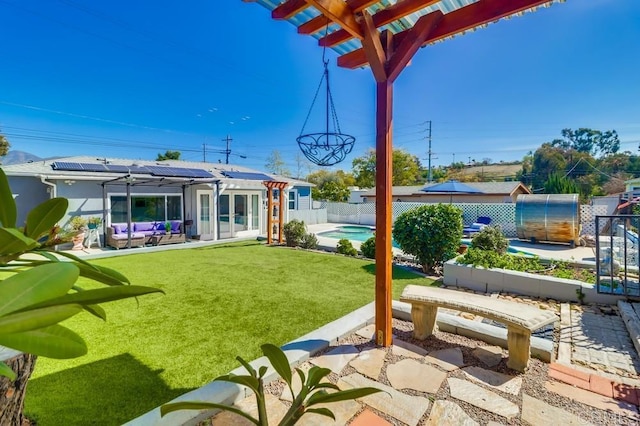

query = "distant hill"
448;163;523;182
0;150;42;165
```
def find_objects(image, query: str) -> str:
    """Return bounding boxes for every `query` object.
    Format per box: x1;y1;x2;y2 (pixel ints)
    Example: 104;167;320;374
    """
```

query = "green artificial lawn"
24;241;435;425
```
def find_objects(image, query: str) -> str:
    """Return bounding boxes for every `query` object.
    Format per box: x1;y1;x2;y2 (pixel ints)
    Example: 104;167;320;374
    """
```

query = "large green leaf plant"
161;343;383;425
0;168;163;380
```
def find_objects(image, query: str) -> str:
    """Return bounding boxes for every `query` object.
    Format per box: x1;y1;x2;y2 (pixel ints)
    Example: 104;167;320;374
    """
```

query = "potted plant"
87;216;102;230
164;220;172;234
69;216;87;250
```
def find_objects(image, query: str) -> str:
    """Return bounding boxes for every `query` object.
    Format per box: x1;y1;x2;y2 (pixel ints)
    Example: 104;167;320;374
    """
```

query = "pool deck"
307;222;596;263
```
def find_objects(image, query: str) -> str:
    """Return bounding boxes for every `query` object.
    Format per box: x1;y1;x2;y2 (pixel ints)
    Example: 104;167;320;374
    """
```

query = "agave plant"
0;168;163;423
161;343;383;425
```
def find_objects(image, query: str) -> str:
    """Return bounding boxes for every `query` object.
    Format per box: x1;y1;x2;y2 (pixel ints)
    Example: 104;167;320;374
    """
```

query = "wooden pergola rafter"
246;0;562;347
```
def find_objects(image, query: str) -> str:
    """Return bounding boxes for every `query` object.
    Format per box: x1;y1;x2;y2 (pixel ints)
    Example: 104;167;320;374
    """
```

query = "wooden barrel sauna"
515;194;581;246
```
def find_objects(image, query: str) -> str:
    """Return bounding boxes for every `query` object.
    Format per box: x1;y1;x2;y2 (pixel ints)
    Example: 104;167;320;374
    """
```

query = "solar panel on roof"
146;166;214;178
128;166;150;174
78;163;108;172
52;161;84;171
103;164;131;173
190;169;214;178
146;166;178;176
50;162;213;179
223;171;273;181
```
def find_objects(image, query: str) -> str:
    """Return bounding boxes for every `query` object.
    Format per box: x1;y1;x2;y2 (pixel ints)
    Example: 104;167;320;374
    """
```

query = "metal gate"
595;215;640;297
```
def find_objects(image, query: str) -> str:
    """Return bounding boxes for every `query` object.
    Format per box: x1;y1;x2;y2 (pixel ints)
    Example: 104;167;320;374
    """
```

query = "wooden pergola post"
263;181;289;244
359;10;443;346
278;186;285;244
266;186;273;244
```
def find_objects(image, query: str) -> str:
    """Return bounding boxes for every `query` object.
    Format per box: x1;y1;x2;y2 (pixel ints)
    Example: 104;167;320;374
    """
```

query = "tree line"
3;126;636;203
265;127;638;202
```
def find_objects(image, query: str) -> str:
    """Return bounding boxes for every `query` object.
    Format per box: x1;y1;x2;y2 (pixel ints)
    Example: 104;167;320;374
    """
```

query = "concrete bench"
400;285;559;371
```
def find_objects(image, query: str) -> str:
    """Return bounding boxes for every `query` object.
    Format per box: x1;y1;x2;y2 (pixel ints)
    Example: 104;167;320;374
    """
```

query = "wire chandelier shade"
296;57;355;167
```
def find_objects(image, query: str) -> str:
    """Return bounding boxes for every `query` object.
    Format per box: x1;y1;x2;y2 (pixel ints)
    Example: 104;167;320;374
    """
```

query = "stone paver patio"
209;316;640;425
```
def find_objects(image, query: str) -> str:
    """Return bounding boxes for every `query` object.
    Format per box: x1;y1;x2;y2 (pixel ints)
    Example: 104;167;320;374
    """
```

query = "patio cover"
101;174;219;249
246;0;564;346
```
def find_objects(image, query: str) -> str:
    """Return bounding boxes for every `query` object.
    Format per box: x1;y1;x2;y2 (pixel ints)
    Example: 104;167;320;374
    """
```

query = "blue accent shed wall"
295;186;311;210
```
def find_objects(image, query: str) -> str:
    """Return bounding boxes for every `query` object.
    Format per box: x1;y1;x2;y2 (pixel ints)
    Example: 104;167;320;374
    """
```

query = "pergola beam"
273;0;309;19
321;0;439;47
387;10;442;82
305;0;363;40
361;11;387;83
298;0;377;35
338;0;552;68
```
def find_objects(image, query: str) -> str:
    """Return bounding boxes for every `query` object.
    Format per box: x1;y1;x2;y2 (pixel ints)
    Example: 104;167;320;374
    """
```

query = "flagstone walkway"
209;315;640;426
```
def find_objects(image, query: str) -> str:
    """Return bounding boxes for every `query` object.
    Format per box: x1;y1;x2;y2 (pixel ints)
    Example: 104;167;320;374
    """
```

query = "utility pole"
222;134;233;164
426;120;433;183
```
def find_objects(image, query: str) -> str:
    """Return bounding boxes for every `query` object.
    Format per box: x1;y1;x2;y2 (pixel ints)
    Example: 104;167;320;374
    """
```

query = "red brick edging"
548;362;639;406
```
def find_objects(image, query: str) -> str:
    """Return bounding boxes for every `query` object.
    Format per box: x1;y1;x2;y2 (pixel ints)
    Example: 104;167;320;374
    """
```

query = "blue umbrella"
421;180;483;194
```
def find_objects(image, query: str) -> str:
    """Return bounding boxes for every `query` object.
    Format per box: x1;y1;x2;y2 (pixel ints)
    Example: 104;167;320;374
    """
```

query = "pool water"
317;225;532;255
317;225;400;246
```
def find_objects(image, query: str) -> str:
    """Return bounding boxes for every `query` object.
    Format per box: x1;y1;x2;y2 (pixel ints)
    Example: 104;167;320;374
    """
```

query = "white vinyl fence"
320;202;608;238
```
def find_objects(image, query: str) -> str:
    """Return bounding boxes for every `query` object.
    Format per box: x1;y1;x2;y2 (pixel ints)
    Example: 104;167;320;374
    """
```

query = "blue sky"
1;0;639;174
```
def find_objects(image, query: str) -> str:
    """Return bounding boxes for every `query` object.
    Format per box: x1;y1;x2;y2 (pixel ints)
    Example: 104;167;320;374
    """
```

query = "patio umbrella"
420;180;483;203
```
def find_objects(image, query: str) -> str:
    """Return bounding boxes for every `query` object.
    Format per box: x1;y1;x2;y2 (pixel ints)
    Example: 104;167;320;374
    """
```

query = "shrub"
471;226;508;254
392;204;463;274
360;236;376;259
300;232;318;250
283;220;307;247
458;247;544;271
457;248;596;284
336;238;357;256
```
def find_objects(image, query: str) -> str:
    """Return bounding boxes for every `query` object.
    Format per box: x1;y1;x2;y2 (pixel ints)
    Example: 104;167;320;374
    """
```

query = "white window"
288;190;297;210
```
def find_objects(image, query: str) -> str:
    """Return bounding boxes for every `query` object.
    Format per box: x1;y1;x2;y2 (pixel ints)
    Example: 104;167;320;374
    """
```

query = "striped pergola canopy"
247;0;564;69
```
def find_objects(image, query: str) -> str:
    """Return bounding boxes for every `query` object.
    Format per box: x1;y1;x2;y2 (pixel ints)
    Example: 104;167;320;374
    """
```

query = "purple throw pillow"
112;223;127;234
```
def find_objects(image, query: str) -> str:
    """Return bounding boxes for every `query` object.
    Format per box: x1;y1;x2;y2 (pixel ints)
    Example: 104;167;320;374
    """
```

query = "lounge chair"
463;216;492;237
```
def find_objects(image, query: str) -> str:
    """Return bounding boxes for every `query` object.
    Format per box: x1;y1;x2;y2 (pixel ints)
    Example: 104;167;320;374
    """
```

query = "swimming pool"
317;225;533;255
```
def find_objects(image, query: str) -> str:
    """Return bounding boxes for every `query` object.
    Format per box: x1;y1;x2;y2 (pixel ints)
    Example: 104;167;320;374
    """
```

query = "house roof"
1;156;312;187
360;181;530;197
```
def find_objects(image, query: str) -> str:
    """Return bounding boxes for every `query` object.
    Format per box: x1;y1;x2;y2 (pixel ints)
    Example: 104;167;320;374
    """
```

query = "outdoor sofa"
462;216;492;237
106;221;185;249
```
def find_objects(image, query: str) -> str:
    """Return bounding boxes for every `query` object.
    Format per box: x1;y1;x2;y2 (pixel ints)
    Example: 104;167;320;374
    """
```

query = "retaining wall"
443;260;625;305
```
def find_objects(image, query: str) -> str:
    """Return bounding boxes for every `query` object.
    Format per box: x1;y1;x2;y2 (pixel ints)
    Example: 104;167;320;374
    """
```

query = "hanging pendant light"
296;26;355;167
